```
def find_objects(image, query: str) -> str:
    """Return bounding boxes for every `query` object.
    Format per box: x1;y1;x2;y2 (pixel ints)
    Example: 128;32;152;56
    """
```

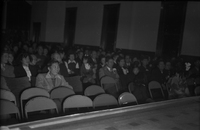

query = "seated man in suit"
36;60;73;92
99;56;120;97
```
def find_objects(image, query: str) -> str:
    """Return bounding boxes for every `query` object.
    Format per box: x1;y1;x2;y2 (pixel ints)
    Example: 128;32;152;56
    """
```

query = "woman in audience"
131;66;153;103
80;56;96;90
1;51;15;77
14;53;35;81
116;56;133;92
7;52;14;66
35;60;73;92
151;59;169;99
36;45;46;69
76;51;84;67
29;54;40;77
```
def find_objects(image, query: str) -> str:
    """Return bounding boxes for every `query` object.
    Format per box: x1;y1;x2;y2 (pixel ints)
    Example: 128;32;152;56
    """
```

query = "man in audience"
99;56;120;97
35;60;73;92
112;53;119;68
139;56;152;85
151;60;169;99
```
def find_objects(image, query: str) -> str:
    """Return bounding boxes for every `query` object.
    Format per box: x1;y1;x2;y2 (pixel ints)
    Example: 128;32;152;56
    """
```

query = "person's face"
106;59;114;68
53;53;62;62
60;52;65;59
78;52;83;59
13;46;18;52
8;54;14;63
69;54;75;61
119;59;125;67
31;55;37;65
158;61;165;70
91;51;97;59
83;58;88;64
22;56;30;66
101;57;106;65
133;67;139;75
29;47;33;53
1;53;8;64
43;48;48;55
125;56;130;63
23;45;28;51
165;62;171;70
38;46;43;55
133;57;138;62
49;62;60;75
142;59;148;66
113;55;119;61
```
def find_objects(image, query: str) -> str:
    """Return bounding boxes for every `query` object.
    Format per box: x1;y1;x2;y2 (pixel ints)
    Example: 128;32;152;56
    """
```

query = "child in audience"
66;53;80;76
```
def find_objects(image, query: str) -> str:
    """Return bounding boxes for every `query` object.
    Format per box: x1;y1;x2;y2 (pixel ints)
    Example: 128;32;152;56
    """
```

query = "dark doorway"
101;4;120;52
156;1;187;58
32;22;41;43
64;7;77;48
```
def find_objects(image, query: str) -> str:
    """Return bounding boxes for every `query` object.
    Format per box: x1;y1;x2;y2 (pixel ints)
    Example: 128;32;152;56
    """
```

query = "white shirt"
23;65;32;81
122;67;129;75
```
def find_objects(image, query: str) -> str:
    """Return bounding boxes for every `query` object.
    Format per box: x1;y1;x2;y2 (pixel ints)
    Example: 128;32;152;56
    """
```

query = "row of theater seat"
1;76;200;124
0;86;138;121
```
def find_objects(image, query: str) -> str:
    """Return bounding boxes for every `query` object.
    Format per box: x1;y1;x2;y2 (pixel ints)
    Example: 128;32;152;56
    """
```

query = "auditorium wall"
31;1;48;42
31;1;161;52
181;2;200;57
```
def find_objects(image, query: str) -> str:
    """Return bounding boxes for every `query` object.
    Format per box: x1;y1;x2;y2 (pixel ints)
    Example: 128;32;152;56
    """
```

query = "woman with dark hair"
80;56;96;90
7;52;14;66
116;56;133;92
14;53;36;81
1;51;15;77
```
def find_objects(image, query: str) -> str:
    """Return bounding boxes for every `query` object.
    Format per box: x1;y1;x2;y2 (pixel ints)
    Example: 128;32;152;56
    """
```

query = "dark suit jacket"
116;66;133;88
14;65;38;78
151;67;168;84
99;66;119;80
